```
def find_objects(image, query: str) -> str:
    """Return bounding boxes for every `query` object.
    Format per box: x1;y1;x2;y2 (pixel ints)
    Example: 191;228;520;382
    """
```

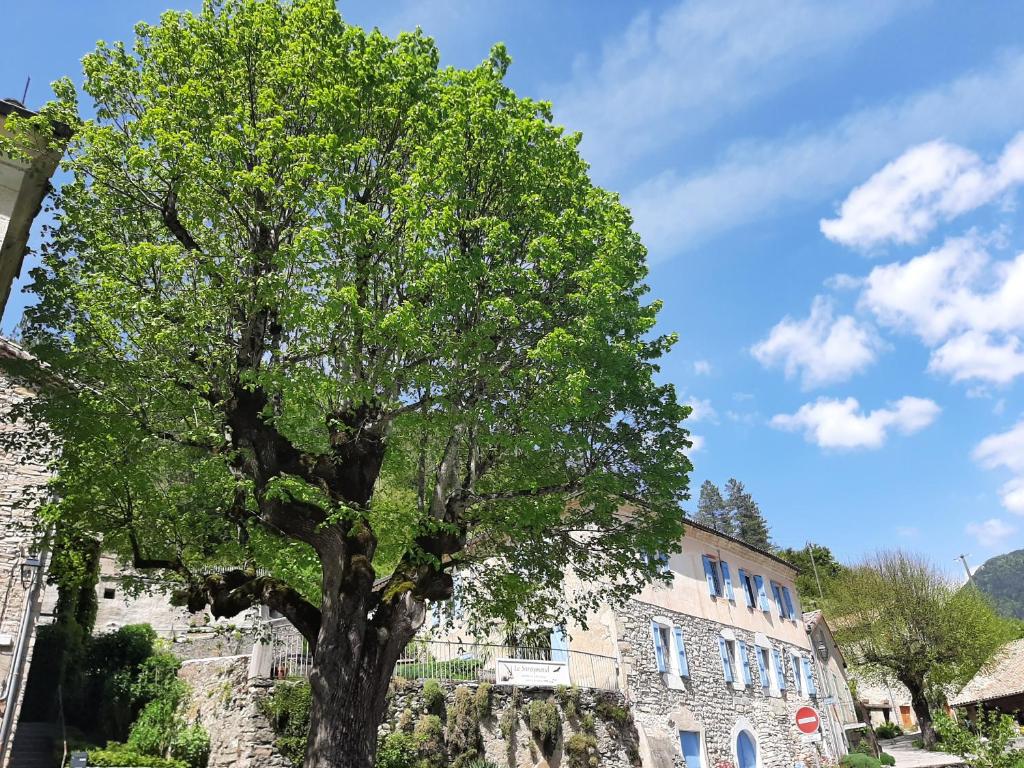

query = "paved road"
878;736;964;768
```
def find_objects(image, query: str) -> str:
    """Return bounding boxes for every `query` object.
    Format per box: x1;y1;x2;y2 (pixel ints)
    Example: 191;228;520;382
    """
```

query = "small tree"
5;1;692;766
934;710;1024;768
826;551;1016;749
777;543;846;611
723;478;771;549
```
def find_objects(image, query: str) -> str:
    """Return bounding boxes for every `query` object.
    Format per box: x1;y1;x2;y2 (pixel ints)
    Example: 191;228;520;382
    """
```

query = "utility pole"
807;540;824;600
21;76;30;105
957;554;975;585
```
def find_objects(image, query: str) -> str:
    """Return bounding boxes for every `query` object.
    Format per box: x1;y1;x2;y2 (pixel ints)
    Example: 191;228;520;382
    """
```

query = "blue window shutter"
773;649;786;690
783;587;796;619
551;626;569;662
652;623;666;673
721;561;735;601
738;641;752;686
771;582;784;617
658;551;670;575
756;647;768;690
673;626;689;677
679;731;702;768
737;569;751;607
718;638;734;682
802;657;817;696
702;556;718;596
754;575;770;611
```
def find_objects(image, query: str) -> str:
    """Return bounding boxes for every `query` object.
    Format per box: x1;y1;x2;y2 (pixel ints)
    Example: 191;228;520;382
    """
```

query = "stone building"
0;97;66;767
949;638;1024;725
591;521;833;768
804;611;860;757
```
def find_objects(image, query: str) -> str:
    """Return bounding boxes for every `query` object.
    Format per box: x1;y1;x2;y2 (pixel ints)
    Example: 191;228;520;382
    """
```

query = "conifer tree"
724;478;772;549
695;480;735;536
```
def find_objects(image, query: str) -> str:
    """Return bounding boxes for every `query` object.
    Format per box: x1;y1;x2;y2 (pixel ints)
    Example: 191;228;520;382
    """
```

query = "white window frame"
790;652;807;698
704;555;724;597
720;629;744;691
739;569;757;608
753;635;781;698
652;616;688;687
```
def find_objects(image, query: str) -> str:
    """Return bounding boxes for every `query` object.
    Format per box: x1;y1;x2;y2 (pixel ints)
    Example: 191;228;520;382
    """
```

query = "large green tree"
723;477;772;550
6;1;692;765
825;550;1016;749
776;543;845;611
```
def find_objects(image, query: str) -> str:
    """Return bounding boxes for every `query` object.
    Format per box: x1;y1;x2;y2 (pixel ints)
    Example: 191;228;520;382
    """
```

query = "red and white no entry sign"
795;706;821;735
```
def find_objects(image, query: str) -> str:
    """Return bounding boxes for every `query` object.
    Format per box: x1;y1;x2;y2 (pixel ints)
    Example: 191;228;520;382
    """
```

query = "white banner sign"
495;658;571;687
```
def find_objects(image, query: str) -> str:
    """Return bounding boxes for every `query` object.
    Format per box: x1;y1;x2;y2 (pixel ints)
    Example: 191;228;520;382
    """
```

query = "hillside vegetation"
973;548;1024;620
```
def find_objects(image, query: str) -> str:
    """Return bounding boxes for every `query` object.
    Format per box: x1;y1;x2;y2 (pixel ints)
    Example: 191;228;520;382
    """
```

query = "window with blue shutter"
657;551;670;575
802;657;817;696
718;638;734;682
702;555;719;596
737;569;750;607
756;647;769;691
772;648;786;690
754;575;770;611
721;561;735;602
679;731;702;768
790;654;803;695
652;622;666;673
782;587;796;619
673;626;689;678
738;641;752;686
770;581;785;617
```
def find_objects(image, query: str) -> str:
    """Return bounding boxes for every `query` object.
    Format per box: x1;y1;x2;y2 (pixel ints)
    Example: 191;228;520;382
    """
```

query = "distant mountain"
973;548;1024;620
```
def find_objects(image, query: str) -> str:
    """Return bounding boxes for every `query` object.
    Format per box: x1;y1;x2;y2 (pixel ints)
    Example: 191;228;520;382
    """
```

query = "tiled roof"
804;609;823;632
949;638;1024;706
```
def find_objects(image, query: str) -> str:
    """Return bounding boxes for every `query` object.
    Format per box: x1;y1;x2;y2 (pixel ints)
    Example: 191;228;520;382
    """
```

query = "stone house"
949;638;1024;725
804;611;860;757
589;521;833;768
0;97;65;767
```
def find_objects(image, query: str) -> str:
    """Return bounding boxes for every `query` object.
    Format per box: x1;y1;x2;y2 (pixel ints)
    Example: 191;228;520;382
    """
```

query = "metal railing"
266;622;619;691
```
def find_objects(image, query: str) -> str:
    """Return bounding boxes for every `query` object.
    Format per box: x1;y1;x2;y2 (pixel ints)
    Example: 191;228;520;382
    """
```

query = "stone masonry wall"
180;655;642;768
0;368;52;764
178;656;291;768
619;601;832;768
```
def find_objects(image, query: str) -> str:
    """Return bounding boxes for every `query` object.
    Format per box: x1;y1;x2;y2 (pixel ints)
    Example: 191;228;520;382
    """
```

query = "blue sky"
4;0;1024;574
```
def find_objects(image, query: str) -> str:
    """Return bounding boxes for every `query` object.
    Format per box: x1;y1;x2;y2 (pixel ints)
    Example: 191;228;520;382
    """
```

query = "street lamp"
19;554;40;589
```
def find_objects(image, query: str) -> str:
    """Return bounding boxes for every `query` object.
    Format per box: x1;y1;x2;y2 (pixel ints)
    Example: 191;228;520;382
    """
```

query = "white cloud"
626;52;1024;258
751;296;885;388
825;273;863;291
688;434;706;453
820;133;1024;248
966;518;1017;548
685;396;718;423
973;421;1024;515
895;525;920;538
693;359;712;375
770;396;940;450
858;235;1024;384
927;331;1024;384
555;0;912;179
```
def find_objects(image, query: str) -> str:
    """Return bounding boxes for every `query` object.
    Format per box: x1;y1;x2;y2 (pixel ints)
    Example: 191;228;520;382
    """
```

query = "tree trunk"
904;680;936;750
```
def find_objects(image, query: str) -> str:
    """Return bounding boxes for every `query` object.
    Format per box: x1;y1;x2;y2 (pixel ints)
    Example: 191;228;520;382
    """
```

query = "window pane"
680;731;702;768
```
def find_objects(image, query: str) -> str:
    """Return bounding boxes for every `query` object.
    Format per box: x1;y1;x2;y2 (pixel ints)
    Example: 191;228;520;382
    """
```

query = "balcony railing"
266;621;619;691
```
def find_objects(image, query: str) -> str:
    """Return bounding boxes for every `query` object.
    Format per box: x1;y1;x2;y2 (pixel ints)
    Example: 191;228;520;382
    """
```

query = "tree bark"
904;678;936;749
302;590;422;768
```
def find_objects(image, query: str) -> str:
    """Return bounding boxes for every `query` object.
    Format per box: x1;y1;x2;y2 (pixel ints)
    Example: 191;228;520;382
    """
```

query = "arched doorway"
736;730;757;768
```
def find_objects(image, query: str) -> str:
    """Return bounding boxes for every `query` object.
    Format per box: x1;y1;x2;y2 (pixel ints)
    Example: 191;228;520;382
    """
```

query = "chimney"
0;99;66;318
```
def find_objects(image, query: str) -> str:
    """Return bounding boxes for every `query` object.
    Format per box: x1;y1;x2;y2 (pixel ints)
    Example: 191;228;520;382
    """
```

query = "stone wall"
179;655;642;768
0;367;52;765
178;656;291;768
618;601;832;768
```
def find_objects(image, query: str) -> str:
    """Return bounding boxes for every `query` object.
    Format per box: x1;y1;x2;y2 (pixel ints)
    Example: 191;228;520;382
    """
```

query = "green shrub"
840;754;881;768
87;743;187;768
875;722;903;739
474;683;492;720
422;679;445;715
565;732;599;768
414;714;445;768
879;752;895;766
595;698;630;727
580;714;596;734
912;739;924;749
526;698;560;755
376;731;420;768
128;694;185;757
934;710;1024;768
258;680;312;767
170;724;211;768
447;686;480;758
556;686;582;721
